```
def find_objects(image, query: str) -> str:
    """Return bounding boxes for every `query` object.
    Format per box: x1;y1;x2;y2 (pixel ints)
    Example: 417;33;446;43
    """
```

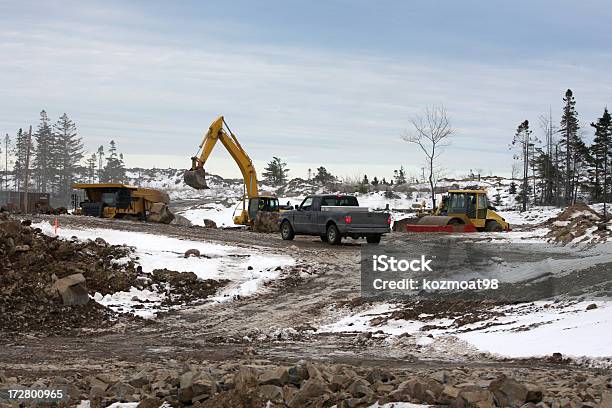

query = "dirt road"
1;215;611;407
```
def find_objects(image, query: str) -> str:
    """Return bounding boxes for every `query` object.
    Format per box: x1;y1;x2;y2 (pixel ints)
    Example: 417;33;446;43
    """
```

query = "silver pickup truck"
279;194;391;245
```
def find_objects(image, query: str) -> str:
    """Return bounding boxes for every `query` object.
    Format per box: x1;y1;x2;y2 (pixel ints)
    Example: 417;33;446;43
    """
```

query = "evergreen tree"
362;174;369;185
33;110;54;193
100;140;126;183
589;108;612;203
393;166;406;185
559;89;584;204
86;153;97;183
97;145;105;182
511;120;534;211
13;129;28;191
313;166;335;185
53;113;83;202
371;176;379;186
262;157;289;186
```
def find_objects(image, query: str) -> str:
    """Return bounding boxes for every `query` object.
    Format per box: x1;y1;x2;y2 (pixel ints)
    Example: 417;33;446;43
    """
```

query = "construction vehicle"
73;183;174;223
184;116;280;226
407;189;510;232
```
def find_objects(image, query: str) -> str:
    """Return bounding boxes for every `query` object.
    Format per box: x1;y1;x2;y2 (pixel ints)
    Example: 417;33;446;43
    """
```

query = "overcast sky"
1;0;611;180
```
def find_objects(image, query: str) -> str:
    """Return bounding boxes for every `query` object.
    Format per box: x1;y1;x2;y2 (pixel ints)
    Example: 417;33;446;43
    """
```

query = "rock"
288;365;309;386
259;384;283;403
94;237;107;246
287;378;331;408
171;214;192;227
526;384;544;403
283;385;299;404
390;377;444;404
252;212;280;233
586;304;598;311
184;248;200;258
14;244;30;252
0;221;21;237
347;378;373;398
129;371;151;389
489;375;529;408
51;273;89;305
259;367;290;386
600;391;612;408
137;397;162;408
438;386;461;405
233;366;258;393
203;219;218;229
148;203;174;224
431;370;454;385
453;386;496;408
178;371;216;403
107;381;137;401
365;368;395;384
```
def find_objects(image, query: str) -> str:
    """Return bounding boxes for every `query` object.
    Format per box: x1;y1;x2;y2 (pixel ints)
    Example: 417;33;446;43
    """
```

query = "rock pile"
0;215;226;335
544;204;609;245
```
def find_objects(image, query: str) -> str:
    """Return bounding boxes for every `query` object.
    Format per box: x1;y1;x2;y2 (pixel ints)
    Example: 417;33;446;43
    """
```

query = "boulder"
203;219;218;229
137;397;162;408
453;386;496;408
184;248;200;258
287;378;331;408
489;375;529;408
600;391;612;408
233;366;259;393
171;214;192;227
347;378;374;398
259;384;284;403
107;382;137;401
258;367;290;386
51;273;89;305
148;203;174;224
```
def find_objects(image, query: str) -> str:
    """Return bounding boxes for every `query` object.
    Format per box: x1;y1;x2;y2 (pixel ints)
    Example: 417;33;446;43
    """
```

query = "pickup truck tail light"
387;215;392;225
344;215;352;224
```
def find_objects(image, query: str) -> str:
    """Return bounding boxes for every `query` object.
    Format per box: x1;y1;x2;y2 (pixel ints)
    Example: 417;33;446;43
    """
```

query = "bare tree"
401;105;454;208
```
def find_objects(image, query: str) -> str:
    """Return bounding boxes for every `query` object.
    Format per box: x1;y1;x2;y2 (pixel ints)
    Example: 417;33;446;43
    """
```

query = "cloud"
0;2;611;180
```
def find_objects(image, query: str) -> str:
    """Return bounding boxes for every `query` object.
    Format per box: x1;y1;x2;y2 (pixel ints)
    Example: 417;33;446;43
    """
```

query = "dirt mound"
544;204;609;245
0;215;226;335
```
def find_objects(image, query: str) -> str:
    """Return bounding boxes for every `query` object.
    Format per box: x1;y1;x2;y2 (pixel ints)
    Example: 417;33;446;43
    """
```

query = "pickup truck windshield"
321;196;359;206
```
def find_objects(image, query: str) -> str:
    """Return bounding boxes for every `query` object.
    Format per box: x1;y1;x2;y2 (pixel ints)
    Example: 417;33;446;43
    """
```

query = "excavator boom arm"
187;116;259;198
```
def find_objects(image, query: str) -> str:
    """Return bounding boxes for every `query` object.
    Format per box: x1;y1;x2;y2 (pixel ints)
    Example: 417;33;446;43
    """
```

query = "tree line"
2;110;127;205
512;89;611;213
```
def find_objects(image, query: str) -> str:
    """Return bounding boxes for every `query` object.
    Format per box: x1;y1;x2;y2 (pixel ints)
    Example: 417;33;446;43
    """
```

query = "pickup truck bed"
279;194;390;245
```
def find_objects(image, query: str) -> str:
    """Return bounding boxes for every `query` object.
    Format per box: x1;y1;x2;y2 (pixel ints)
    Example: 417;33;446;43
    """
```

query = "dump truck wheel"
320;235;328;242
326;224;341;245
485;221;503;232
280;221;295;240
366;234;381;244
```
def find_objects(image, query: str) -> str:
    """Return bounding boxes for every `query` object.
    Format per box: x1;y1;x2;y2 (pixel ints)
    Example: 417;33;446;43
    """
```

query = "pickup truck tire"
280;220;295;240
326;224;341;245
366;234;381;244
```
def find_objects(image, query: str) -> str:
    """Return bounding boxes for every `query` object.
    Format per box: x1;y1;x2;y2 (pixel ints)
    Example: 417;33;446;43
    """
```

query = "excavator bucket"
183;168;209;189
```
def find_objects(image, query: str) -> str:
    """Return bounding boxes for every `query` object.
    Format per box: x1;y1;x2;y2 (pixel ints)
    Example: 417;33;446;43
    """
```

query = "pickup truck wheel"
320;235;328;242
280;221;295;240
366;234;381;244
326;224;341;245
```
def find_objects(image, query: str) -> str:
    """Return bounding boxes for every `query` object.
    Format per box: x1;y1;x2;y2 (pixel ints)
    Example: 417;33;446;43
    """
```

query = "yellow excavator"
184;116;280;226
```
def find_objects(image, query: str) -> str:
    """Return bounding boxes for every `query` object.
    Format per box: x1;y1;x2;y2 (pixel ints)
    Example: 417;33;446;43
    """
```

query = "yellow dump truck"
73;183;174;223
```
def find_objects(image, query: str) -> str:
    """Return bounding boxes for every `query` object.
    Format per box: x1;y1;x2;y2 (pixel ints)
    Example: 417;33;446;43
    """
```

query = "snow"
177;203;239;227
456;301;612;358
35;221;295;313
93;287;167;319
321;301;612;359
